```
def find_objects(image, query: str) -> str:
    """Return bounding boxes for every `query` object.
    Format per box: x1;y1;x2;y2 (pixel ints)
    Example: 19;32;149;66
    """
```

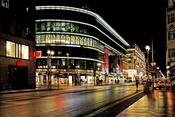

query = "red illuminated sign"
35;51;42;57
16;60;22;66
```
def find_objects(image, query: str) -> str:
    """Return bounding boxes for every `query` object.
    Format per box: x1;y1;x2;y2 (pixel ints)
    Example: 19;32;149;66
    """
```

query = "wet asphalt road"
0;84;143;117
1;84;174;117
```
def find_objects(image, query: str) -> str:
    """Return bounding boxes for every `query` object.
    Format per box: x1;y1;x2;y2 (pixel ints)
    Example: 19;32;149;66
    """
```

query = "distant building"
126;43;146;81
166;0;175;79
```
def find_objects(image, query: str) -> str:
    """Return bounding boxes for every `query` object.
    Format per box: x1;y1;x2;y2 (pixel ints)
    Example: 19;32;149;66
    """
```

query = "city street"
1;84;175;117
0;84;143;117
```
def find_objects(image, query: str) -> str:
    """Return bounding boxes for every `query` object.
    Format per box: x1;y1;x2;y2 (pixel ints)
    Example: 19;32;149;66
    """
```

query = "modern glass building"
26;1;130;86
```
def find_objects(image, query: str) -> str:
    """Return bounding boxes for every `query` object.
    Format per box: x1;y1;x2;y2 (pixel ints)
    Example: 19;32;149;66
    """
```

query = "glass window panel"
35;23;38;32
80;36;83;45
93;40;96;47
55;22;61;31
84;37;87;45
51;22;56;31
80;25;83;33
1;0;9;8
65;35;70;44
89;38;92;46
56;34;60;43
71;35;76;44
47;22;51;31
41;35;46;43
46;34;51;43
76;36;80;44
65;23;71;32
52;34;56;43
75;25;79;33
6;41;15;57
41;22;46;31
16;44;18;58
35;35;39;43
71;23;75;32
61;22;65;31
84;29;88;34
22;45;29;59
62;59;66;67
86;38;89;46
60;35;65;43
19;44;22;58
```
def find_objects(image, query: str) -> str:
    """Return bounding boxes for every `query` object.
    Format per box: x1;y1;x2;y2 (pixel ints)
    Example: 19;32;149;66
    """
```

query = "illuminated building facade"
166;0;175;79
126;43;146;81
0;1;36;90
26;1;130;85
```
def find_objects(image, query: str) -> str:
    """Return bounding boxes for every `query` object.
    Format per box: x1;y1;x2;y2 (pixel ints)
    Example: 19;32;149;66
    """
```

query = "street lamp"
47;50;54;89
145;45;150;73
66;53;69;85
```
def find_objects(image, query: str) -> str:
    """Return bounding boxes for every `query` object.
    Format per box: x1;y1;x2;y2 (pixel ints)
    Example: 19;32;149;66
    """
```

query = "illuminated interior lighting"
65;44;81;47
35;6;130;46
35;19;127;52
37;56;104;63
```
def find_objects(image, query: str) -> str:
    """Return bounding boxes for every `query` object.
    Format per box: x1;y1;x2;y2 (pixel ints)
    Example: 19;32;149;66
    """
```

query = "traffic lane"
117;89;175;117
0;85;140;117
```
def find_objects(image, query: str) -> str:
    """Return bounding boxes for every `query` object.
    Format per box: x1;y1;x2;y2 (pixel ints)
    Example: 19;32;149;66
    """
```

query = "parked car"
124;77;132;83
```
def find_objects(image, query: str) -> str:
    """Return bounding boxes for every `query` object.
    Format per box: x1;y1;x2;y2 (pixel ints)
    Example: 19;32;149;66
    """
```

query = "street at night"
1;84;175;117
0;84;143;117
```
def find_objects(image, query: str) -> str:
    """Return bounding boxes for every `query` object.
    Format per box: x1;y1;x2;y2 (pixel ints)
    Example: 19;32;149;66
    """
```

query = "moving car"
156;80;172;90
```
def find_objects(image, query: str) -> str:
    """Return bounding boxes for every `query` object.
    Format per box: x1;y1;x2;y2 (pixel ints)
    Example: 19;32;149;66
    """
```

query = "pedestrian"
48;79;51;89
136;78;139;89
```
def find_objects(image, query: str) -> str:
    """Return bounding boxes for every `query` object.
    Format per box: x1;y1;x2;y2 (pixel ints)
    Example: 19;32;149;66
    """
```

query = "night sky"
83;1;167;74
43;0;167;74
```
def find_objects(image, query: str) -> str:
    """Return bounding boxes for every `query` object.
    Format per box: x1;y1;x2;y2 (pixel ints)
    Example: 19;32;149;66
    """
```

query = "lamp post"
93;61;97;86
145;45;150;73
66;53;69;85
47;50;54;89
145;45;151;90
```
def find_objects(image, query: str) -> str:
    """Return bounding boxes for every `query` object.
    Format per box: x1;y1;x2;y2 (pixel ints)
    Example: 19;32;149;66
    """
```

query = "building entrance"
8;65;28;89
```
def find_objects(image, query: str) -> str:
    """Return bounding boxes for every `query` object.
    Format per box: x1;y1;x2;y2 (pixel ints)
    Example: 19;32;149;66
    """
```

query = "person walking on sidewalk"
136;78;139;90
48;79;51;89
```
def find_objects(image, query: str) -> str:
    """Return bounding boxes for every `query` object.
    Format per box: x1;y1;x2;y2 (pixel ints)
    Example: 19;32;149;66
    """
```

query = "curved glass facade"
33;5;129;85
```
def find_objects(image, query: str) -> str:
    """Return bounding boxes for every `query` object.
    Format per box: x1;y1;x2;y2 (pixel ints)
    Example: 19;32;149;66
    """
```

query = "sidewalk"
116;89;175;117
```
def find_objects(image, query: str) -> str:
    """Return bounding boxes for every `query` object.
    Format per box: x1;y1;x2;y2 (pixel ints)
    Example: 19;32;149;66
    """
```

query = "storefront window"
22;45;29;59
6;41;29;60
6;41;15;57
16;44;18;57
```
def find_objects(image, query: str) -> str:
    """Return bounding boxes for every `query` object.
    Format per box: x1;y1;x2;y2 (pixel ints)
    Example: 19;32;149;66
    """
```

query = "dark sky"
84;1;167;74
